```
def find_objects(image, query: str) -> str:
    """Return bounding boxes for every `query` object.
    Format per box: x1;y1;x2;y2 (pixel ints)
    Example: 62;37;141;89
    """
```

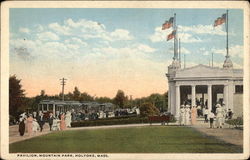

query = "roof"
168;64;243;81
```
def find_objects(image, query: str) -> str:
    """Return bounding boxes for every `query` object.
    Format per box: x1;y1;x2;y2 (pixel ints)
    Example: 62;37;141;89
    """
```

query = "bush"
139;102;160;117
225;117;243;128
71;115;176;127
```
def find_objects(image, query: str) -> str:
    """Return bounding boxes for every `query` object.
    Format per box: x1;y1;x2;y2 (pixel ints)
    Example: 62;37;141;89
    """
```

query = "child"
208;111;215;128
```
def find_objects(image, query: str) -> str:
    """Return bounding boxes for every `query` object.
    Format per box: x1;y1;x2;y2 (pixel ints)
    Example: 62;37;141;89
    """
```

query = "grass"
9;126;242;153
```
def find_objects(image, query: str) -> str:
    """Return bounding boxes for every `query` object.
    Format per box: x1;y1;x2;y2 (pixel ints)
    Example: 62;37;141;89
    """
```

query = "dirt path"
189;118;243;146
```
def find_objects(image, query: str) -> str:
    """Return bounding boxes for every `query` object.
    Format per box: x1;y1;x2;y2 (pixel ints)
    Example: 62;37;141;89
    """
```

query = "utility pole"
60;78;67;101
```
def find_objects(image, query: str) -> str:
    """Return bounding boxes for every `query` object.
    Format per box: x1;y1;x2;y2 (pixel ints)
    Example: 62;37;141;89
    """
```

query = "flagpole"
179;38;181;63
226;10;229;58
174;13;177;60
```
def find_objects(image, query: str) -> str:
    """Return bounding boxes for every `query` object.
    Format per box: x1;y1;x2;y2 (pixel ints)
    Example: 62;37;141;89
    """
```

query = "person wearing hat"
215;103;224;128
179;105;185;126
18;115;26;136
191;106;197;125
27;114;34;136
184;105;191;125
208;110;215;128
37;112;45;132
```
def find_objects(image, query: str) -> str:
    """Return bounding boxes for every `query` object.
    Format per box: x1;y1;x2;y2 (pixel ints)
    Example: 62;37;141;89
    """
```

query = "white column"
168;88;171;112
171;84;176;114
175;85;180;118
191;85;196;107
228;83;234;112
208;85;212;112
223;85;229;111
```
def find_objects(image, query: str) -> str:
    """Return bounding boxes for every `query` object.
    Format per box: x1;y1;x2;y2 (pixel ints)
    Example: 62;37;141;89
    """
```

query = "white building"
166;56;243;119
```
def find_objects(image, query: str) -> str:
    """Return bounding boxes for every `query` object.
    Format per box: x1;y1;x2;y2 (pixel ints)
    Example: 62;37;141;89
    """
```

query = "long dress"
185;108;190;125
19;120;25;136
27;117;33;136
32;120;40;132
179;108;185;125
65;112;72;127
191;107;197;125
60;115;66;130
216;107;224;128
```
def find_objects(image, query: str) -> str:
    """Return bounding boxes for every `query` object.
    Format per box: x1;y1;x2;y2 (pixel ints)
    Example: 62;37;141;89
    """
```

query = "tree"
113;90;127;108
73;87;81;100
95;96;113;103
9;75;25;118
40;90;46;97
139;102;160;117
79;92;94;101
30;90;48;111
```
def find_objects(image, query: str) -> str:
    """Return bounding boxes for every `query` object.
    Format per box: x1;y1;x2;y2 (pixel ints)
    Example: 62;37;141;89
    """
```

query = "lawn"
9;126;242;153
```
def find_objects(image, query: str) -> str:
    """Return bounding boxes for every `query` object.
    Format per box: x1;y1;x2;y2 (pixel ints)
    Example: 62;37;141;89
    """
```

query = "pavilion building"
166;56;243;119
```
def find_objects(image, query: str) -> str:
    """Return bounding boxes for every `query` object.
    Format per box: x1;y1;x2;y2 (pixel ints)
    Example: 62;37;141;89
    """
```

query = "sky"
9;8;244;98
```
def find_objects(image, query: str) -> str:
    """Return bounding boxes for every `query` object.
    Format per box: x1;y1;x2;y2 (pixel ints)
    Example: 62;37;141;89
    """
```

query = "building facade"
166;58;243;119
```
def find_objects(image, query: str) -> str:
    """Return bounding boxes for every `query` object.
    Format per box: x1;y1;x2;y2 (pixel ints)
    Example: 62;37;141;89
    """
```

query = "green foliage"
79;92;94;101
133;92;168;112
226;117;243;128
71;116;147;127
139;102;160;117
95;96;113;103
71;115;176;127
9;75;25;117
73;87;81;100
113;90;128;108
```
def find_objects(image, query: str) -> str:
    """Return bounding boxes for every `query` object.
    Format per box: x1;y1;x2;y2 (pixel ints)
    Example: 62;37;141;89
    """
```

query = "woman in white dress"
65;111;72;128
32;119;40;133
215;104;224;128
184;105;191;125
179;105;185;125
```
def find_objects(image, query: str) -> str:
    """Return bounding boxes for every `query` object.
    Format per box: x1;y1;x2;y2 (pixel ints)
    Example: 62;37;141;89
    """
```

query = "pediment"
175;64;232;78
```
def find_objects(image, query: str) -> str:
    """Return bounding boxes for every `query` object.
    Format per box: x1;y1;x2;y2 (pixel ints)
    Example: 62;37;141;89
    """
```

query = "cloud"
37;31;60;41
19;28;30;33
48;18;133;42
203;51;210;56
178;25;226;36
149;27;172;43
181;47;191;54
35;25;44;32
149;26;201;43
168;46;191;54
110;29;134;41
49;22;71;35
178;33;202;43
149;24;233;43
64;37;88;47
212;45;243;58
92;43;156;59
137;44;156;53
13;47;32;61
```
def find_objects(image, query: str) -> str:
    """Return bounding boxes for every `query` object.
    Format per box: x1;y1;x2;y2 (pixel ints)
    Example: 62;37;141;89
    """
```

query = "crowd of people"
18;110;74;136
179;103;233;128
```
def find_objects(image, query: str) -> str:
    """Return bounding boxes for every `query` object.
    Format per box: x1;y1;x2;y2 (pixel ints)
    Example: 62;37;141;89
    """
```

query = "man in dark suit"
37;112;45;132
48;112;54;131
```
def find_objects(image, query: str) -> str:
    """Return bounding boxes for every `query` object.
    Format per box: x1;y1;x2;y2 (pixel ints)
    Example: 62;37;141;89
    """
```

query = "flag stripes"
214;13;227;27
